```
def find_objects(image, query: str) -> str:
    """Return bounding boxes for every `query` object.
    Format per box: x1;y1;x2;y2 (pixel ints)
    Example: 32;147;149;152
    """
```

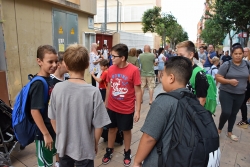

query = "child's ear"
37;58;42;66
169;73;175;84
63;62;69;71
121;56;126;62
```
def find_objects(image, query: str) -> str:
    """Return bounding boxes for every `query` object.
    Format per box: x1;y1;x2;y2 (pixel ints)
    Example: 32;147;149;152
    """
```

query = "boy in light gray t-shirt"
48;44;111;167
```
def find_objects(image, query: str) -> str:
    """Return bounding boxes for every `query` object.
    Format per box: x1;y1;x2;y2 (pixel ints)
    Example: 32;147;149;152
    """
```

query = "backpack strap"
244;60;250;69
156;92;181;167
210;67;218;75
156;91;194;167
24;76;49;114
225;60;249;78
224;60;231;78
189;66;203;94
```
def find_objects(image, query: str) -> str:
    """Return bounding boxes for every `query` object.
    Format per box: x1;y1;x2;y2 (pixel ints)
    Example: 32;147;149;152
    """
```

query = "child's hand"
133;162;142;167
43;134;53;151
95;144;98;154
134;111;140;122
91;71;94;76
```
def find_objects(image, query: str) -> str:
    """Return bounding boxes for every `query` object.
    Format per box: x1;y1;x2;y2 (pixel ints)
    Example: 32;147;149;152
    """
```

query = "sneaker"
124;149;132;166
102;148;114;165
54;162;59;167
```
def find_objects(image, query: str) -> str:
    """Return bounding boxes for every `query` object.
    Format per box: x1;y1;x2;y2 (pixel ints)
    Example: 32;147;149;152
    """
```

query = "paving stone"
235;153;250;167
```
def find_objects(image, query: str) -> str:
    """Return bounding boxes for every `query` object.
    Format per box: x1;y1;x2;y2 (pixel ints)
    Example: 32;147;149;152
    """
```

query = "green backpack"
190;66;217;115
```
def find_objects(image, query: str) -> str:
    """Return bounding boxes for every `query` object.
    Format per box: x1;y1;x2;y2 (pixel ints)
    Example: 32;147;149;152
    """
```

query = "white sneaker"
54;162;60;167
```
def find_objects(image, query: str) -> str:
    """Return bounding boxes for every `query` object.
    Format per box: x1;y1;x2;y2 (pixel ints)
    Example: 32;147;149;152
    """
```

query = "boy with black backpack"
29;45;58;167
133;56;220;167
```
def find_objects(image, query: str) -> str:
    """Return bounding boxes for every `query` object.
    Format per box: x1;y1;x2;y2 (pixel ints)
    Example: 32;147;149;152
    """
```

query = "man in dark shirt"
221;51;232;64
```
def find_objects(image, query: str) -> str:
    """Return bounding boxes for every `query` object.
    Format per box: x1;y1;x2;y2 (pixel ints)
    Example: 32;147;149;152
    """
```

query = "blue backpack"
12;75;49;147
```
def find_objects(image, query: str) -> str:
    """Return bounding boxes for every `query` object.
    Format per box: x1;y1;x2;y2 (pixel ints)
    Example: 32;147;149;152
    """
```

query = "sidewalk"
9;84;250;167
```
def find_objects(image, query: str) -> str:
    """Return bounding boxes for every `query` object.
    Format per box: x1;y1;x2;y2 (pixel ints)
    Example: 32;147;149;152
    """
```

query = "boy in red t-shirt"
102;43;142;166
91;59;109;101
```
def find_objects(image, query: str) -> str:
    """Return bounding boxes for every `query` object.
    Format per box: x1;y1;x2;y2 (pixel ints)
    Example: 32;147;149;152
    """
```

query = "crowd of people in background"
9;39;250;167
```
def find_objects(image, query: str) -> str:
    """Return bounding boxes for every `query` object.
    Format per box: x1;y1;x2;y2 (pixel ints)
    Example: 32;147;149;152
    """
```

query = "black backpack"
156;91;220;167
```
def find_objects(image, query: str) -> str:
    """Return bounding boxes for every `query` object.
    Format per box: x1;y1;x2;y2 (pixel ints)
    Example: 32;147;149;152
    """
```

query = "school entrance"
96;34;113;51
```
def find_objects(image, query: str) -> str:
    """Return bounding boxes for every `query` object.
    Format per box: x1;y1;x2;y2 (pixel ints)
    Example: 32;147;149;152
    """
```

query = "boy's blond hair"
63;44;89;72
212;56;219;64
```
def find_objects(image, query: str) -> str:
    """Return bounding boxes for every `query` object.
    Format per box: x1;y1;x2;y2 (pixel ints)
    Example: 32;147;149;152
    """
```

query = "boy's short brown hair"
63;44;89;72
99;59;109;67
111;43;128;61
58;52;64;63
37;45;57;60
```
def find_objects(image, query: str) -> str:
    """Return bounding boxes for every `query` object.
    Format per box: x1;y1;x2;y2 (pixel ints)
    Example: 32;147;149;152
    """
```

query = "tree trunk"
163;29;166;48
161;37;164;48
244;28;249;47
229;32;232;54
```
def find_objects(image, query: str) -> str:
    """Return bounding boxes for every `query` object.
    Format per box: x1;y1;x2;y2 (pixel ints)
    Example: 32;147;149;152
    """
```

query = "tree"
165;22;189;49
224;0;250;47
212;0;250;47
200;18;225;47
141;6;161;33
209;0;239;50
142;6;176;47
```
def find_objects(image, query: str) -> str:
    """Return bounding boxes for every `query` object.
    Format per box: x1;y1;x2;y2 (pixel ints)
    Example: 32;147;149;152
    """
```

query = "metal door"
67;13;78;47
53;9;78;52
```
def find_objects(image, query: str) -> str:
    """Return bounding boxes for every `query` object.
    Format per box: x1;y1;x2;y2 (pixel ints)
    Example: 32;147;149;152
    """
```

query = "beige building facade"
94;0;161;49
0;0;96;105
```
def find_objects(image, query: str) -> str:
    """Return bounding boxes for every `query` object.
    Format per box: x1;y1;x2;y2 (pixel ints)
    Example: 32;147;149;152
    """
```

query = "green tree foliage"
200;18;225;47
142;6;177;47
208;0;238;50
165;22;189;49
210;0;250;47
141;6;161;33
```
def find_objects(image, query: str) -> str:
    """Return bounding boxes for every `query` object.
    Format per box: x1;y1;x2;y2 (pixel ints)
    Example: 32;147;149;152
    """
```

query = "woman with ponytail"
176;40;209;106
216;43;250;141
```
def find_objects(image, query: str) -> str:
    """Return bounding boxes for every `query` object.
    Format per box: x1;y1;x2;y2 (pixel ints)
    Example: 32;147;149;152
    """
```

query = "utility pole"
116;0;119;32
120;2;122;31
104;0;107;32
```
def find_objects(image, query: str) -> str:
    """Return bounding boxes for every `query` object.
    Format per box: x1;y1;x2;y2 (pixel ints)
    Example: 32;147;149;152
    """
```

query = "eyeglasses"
111;55;122;59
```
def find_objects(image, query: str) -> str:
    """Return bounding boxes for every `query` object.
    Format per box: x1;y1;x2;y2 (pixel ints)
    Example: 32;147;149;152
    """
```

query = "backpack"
156;92;220;167
190;66;217;115
12;75;49;147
